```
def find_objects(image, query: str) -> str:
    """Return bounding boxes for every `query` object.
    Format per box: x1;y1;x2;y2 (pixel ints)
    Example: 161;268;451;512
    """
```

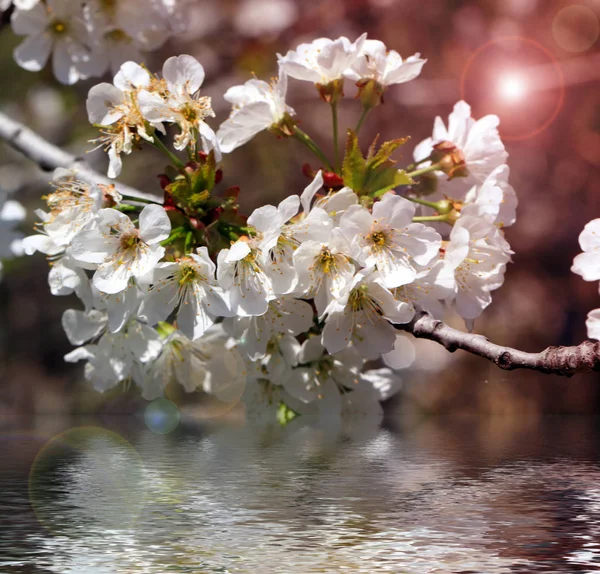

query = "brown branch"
399;312;600;377
0;111;161;203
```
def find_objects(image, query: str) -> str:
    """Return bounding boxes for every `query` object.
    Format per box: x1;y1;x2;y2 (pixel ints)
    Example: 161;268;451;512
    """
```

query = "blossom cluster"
23;35;517;420
7;0;189;84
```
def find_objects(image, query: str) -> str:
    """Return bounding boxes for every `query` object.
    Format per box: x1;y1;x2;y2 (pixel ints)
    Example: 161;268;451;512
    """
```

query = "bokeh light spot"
553;5;600;53
145;398;181;435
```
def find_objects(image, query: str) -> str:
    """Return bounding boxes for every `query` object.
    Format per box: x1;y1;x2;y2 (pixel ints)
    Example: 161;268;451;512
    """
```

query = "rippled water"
3;415;600;573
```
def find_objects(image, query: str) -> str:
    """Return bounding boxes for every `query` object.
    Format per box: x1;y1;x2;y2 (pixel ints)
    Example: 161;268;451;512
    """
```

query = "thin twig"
399;311;600;377
0;111;161;203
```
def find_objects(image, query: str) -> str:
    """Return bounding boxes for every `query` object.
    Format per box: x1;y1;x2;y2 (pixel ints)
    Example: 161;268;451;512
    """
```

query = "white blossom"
461;164;518;228
345;39;426;88
586;309;600;341
413;100;508;197
339;193;441;289
139;248;230;340
139;325;247;403
87;62;161;178
138;55;217;154
83;0;167;76
322;268;414;359
572;219;600;282
277;34;367;85
229;296;313;360
293;231;356;318
11;0;97;85
217;72;294;153
65;317;163;393
216;238;274;316
444;215;512;321
71;204;171;294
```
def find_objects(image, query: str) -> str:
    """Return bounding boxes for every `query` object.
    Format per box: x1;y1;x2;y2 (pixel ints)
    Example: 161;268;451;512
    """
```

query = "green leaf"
342;130;368;193
342;130;411;196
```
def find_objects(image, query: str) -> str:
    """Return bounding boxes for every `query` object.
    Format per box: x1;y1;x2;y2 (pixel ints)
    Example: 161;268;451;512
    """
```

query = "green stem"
355;107;370;135
120;194;158;204
406;196;442;210
404;154;433;172
184;231;194;254
292;127;334;172
161;227;187;246
412;214;451;223
152;135;186;171
406;162;442;179
331;101;340;171
115;204;139;212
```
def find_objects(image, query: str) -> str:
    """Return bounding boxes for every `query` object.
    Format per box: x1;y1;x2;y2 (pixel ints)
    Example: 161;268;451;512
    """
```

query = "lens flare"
498;74;527;102
29;427;146;535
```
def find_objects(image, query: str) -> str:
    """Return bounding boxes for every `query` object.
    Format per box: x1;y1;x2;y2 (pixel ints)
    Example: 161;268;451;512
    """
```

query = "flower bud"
322;171;344;189
316;78;345;104
431;141;468;179
268;112;297;138
356;79;385;109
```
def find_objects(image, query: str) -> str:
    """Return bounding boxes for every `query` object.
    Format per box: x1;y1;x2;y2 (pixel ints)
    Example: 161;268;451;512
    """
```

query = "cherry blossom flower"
461;165;518;228
572;219;600;282
392;260;455;319
140;248;231;340
586;309;600;341
413;101;508;197
64;315;163;393
277;34;367;86
217;72;294;153
11;0;97;85
216;238;275;316
292;230;356;317
247;194;301;295
322;268;414;359
87;62;161;178
228;296;313;360
84;0;167;76
444;215;512;321
339;193;441;289
139;325;247;402
345;39;426;88
71;204;171;294
138;55;217;154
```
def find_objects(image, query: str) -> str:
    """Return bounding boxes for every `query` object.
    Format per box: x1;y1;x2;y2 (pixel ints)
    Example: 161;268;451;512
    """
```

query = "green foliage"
342;130;414;197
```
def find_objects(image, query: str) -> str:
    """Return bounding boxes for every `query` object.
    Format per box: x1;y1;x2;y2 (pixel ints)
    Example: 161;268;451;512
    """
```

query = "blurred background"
1;0;600;421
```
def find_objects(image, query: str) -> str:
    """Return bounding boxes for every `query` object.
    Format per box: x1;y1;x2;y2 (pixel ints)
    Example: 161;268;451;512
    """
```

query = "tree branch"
399;312;600;377
0;111;161;203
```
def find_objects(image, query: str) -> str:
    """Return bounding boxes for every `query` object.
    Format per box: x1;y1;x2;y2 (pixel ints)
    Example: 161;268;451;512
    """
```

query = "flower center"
120;233;140;250
105;29;131;43
50;20;68;36
317;248;335;274
178;265;198;286
368;230;388;247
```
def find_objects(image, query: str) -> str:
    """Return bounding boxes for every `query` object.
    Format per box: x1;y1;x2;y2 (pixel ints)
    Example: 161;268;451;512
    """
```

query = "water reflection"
2;416;600;572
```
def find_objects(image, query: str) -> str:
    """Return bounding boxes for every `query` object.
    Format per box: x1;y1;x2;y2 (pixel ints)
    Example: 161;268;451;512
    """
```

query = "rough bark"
399;312;600;377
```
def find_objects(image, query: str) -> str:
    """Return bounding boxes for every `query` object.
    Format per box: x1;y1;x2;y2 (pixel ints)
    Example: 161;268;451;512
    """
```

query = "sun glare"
498;74;528;102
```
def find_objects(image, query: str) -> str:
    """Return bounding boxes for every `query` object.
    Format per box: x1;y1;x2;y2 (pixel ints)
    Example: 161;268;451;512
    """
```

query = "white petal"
139;204;171;244
163;54;205;94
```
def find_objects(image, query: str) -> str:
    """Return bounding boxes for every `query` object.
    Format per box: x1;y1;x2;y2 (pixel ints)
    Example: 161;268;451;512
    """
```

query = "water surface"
2;415;600;573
